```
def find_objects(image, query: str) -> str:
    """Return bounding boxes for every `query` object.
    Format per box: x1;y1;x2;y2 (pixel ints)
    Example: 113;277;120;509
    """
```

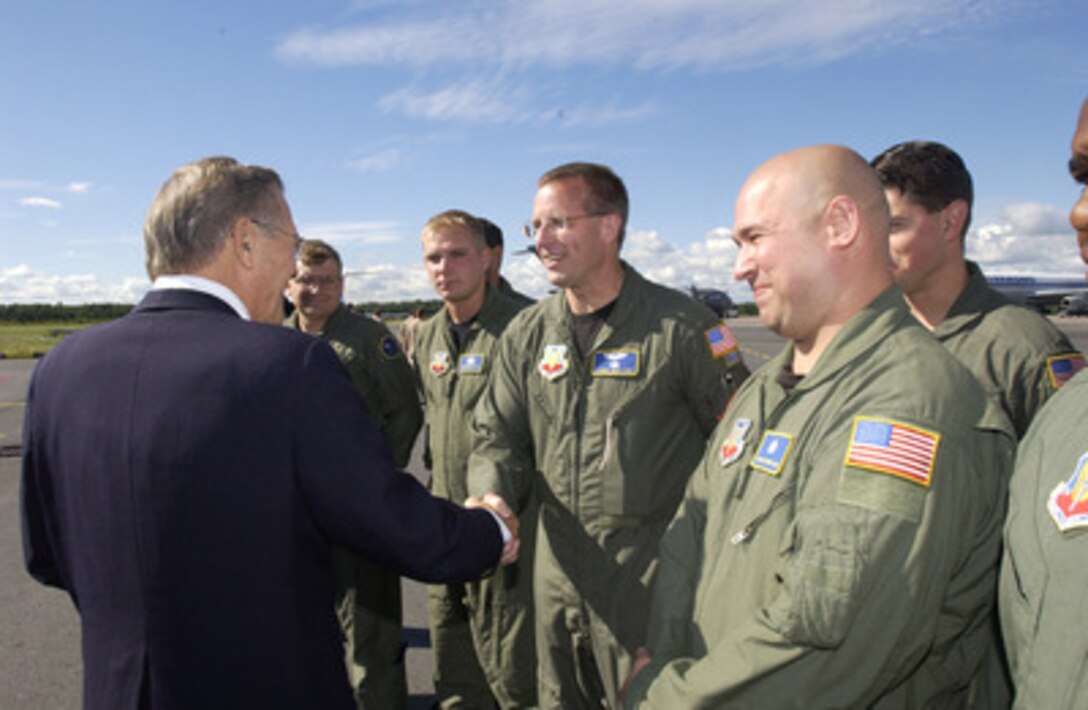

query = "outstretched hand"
465;492;521;565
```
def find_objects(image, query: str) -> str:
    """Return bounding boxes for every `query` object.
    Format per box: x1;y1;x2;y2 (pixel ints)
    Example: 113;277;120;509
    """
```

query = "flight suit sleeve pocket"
764;507;872;649
838;466;927;523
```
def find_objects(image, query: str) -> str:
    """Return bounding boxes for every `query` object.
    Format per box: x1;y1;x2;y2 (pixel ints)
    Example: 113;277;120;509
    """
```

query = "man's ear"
600;213;623;248
941;199;969;243
230;217;256;268
825;195;861;250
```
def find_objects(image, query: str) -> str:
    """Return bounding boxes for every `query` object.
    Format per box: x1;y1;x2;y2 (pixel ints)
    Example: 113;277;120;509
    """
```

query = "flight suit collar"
549;261;643;348
932;260;1005;340
782;285;918;394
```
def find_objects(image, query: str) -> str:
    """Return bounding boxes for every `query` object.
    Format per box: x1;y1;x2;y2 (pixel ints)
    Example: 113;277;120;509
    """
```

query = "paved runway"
3;315;1088;707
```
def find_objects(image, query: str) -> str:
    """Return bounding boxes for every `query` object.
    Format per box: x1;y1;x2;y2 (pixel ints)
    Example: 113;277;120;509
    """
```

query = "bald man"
1000;98;1088;709
622;145;1014;707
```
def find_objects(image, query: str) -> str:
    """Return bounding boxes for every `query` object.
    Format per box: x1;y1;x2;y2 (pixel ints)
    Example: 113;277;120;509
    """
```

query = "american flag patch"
1047;353;1085;389
705;324;739;359
844;417;939;487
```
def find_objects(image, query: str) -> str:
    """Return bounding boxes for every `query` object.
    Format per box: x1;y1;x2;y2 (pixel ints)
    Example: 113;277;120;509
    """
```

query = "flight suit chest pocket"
598;364;687;519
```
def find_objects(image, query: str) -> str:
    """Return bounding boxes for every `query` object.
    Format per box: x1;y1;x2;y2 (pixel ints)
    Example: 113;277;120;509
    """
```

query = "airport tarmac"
3;315;1088;707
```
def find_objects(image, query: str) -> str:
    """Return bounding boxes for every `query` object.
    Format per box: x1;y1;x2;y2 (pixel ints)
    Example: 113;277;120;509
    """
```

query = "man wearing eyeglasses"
286;239;423;709
468;162;749;708
20;156;517;709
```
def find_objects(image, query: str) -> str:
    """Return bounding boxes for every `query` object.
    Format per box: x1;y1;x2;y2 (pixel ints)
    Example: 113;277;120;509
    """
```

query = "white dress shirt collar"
151;275;251;320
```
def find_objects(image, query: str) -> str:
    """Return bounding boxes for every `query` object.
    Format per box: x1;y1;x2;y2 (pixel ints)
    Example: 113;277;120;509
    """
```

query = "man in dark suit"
20;156;519;710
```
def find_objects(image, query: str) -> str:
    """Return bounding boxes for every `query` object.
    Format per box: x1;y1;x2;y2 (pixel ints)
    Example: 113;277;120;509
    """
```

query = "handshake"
464;493;520;566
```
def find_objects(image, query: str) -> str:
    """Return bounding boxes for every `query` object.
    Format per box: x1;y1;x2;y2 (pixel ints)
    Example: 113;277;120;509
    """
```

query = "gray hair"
143;156;284;278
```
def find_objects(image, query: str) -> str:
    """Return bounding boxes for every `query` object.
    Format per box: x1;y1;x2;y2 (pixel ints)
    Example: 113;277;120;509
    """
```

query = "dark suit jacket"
20;289;502;709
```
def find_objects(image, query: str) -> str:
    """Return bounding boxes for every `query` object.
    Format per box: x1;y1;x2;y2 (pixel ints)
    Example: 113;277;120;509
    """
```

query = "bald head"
743;145;889;238
733;145;894;358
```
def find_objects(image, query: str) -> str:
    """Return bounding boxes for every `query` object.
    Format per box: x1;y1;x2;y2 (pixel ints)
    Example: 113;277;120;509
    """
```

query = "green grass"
0;322;89;359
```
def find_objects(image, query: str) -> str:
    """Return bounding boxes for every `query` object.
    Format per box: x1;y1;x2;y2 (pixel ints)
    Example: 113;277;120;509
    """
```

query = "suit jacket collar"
134;288;242;318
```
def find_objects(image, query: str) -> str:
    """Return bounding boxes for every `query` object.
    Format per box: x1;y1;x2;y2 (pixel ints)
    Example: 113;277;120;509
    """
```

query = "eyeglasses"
251;218;303;254
522;212;610;239
291;274;341;288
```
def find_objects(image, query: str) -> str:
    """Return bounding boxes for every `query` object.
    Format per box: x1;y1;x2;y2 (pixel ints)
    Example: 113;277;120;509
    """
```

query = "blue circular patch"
380;335;401;359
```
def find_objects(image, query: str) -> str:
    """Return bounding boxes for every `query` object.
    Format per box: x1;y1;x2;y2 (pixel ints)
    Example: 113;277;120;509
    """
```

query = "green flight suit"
1000;369;1088;709
415;287;536;709
932;261;1083;709
935;261;1083;439
469;263;749;709
498;276;535;308
626;286;1015;708
286;304;423;710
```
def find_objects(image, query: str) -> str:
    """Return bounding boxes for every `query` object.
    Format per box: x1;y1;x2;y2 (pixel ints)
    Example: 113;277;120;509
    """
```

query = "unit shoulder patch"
1047;453;1088;532
379;334;402;359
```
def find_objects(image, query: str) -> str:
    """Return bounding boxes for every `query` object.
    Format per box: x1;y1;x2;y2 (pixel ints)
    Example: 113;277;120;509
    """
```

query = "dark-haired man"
871;140;1082;438
480;217;535;307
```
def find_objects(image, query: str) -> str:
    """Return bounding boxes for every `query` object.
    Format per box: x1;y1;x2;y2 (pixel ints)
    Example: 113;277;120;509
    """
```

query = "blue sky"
2;0;1086;305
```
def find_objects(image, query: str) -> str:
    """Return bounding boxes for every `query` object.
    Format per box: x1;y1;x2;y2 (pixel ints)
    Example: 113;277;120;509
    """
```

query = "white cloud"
379;80;529;123
278;1;990;72
66;182;93;193
20;196;62;209
0;265;149;304
303;220;403;245
347;148;405;173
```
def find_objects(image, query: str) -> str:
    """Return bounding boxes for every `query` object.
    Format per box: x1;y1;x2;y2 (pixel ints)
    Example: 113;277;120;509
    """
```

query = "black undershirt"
571;299;617;358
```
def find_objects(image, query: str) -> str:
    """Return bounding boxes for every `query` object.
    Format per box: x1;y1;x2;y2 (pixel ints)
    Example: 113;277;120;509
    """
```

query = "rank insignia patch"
430;350;451;377
592;350;639;377
720;418;753;467
1047;353;1085;389
1047;453;1088;532
380;335;401;359
705;324;740;360
844;417;939;487
751;431;792;476
459;354;485;374
538;344;569;381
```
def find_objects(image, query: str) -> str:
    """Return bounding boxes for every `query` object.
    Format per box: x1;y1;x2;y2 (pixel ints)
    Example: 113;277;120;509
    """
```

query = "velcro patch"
1047;453;1088;532
459;354;485;374
380;335;401;359
705;324;739;360
1047;353;1085;389
751;431;792;476
592;350;639;377
843;417;939;487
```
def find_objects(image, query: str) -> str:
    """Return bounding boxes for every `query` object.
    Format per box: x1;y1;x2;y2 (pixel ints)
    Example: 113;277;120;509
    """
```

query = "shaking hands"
464;492;521;566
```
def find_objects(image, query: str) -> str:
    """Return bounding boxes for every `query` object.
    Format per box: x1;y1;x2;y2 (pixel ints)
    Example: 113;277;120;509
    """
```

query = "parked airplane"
690;286;738;318
986;274;1088;310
